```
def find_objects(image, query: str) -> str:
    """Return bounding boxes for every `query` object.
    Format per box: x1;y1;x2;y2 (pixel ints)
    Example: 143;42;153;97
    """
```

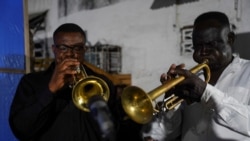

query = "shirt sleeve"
201;84;250;136
141;105;183;141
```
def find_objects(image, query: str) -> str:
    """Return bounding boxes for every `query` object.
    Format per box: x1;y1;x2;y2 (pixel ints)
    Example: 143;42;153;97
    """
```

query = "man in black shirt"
9;23;117;141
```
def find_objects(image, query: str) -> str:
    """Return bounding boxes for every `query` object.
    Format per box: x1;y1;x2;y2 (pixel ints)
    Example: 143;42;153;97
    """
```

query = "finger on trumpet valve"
166;74;171;80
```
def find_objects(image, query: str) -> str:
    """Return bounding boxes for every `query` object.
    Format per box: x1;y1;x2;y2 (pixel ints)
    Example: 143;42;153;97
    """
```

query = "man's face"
52;32;86;64
192;20;233;70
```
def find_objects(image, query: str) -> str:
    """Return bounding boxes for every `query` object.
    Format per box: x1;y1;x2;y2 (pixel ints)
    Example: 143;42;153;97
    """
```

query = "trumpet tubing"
121;59;210;124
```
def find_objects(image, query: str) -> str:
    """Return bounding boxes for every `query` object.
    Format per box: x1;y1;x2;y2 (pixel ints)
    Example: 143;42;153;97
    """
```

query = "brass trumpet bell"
71;65;110;112
121;86;154;124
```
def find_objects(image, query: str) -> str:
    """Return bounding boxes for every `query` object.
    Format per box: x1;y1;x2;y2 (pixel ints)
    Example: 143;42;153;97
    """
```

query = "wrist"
49;83;57;93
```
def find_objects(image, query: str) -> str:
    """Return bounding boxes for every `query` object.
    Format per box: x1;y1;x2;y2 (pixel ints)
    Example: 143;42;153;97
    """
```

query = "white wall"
28;0;250;101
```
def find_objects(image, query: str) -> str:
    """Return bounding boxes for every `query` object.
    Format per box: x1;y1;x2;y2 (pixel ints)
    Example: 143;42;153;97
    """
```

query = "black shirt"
9;62;117;141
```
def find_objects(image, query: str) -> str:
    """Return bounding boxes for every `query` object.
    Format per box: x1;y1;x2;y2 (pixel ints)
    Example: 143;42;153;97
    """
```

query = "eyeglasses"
54;44;86;53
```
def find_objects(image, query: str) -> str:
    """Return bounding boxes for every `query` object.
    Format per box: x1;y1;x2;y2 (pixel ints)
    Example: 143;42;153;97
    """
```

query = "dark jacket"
9;62;117;141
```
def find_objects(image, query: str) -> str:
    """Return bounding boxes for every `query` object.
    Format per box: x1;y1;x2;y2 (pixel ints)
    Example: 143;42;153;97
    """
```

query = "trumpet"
71;64;110;112
121;59;210;124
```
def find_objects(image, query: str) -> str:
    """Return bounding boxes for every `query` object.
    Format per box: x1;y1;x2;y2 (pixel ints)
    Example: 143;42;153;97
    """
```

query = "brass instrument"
71;64;110;112
121;59;210;124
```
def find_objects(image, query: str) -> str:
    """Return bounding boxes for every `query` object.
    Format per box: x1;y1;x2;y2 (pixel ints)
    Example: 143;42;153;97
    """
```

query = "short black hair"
194;11;230;28
53;23;86;42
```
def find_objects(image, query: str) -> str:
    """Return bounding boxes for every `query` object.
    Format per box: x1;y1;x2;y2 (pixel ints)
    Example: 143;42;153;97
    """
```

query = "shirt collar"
222;54;240;74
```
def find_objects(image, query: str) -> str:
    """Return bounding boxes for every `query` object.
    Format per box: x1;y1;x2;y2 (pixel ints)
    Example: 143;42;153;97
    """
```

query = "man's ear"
228;32;235;45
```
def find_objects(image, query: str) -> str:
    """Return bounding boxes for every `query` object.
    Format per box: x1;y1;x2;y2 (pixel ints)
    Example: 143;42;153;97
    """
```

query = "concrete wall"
28;0;250;101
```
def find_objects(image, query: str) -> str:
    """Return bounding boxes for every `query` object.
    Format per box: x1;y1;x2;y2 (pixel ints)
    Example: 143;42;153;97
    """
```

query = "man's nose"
64;48;77;57
66;47;75;53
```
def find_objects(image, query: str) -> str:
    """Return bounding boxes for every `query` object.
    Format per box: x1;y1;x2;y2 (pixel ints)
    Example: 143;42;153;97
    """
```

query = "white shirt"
142;56;250;141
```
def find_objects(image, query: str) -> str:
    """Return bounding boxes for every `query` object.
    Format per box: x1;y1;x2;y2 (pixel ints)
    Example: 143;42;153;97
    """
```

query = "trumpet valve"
164;95;184;110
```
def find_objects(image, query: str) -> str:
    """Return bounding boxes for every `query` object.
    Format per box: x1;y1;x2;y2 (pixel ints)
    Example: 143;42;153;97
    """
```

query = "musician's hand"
171;68;207;102
160;63;185;84
49;58;80;93
160;63;185;99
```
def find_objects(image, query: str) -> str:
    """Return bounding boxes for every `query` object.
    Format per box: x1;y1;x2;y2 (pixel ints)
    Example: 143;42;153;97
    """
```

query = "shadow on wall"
150;0;199;9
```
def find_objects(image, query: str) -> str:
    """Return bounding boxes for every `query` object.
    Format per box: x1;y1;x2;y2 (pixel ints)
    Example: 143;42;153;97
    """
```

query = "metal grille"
180;26;194;55
85;44;122;73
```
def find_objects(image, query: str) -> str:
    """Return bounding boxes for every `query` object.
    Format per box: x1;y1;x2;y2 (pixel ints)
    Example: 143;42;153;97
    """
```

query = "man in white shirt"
142;11;250;141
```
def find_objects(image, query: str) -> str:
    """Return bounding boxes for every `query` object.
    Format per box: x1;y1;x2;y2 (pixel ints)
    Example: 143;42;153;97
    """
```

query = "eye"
73;46;84;51
193;43;203;49
207;41;218;47
56;45;68;51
